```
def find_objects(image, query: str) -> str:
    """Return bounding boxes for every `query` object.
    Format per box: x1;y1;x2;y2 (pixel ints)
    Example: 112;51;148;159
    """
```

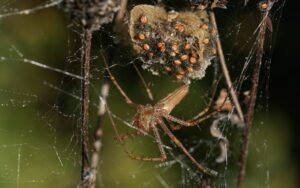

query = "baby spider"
103;60;218;176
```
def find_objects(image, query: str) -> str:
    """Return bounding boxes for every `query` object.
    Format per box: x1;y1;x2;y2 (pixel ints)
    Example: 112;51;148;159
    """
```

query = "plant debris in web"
129;5;217;84
62;0;120;31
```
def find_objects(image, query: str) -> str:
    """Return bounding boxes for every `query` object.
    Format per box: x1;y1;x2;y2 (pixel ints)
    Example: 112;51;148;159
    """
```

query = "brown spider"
103;59;218;176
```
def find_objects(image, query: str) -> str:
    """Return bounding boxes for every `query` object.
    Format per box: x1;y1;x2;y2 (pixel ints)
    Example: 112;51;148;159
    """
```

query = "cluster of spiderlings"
62;0;119;31
129;5;217;83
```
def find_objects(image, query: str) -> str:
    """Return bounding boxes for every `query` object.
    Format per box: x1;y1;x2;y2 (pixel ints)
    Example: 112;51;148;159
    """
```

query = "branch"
81;29;92;182
90;74;110;188
237;11;269;188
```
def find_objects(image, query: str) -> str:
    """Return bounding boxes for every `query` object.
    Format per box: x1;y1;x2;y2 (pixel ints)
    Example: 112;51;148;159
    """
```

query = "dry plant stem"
90;77;110;188
89;1;128;186
116;0;128;22
237;13;268;188
209;11;245;123
81;30;92;181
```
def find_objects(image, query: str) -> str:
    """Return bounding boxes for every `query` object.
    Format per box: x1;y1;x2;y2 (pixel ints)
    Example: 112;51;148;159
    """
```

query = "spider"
103;58;218;176
102;1;235;177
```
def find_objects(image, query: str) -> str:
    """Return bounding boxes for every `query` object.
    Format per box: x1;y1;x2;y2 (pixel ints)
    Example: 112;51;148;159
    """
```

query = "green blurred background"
0;0;298;188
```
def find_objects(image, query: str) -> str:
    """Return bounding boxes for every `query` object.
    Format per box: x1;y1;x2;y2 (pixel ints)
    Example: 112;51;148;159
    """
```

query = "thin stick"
90;77;110;188
236;12;268;188
209;11;245;123
116;0;128;22
81;30;92;181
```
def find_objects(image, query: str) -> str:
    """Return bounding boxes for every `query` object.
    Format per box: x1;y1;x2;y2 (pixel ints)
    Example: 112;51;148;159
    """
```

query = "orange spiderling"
180;55;189;61
189;57;197;64
203;38;209;44
174;60;182;65
140;15;148;24
143;44;150;51
137;33;145;40
184;43;191;50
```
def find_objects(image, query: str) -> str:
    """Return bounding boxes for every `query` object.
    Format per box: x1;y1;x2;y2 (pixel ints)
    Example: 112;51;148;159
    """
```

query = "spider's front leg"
156;83;219;130
102;54;137;107
169;79;222;130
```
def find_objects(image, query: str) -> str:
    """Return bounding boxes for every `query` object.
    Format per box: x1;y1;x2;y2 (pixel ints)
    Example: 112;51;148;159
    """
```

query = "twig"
116;0;128;22
90;73;110;188
209;11;245;123
89;52;114;188
236;12;268;188
81;29;92;181
89;1;128;187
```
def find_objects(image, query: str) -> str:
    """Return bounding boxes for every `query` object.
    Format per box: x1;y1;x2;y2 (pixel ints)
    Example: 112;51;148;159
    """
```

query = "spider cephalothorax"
62;0;120;30
133;83;189;133
129;5;217;83
134;104;156;132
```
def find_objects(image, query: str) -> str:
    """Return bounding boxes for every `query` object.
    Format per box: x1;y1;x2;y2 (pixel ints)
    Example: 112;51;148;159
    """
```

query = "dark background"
270;0;300;184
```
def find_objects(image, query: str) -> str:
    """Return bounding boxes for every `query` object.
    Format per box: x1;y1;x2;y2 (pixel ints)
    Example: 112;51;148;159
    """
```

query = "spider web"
0;0;288;188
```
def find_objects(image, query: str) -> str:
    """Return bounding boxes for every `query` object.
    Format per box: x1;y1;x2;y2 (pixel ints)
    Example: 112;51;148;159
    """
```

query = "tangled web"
0;0;285;187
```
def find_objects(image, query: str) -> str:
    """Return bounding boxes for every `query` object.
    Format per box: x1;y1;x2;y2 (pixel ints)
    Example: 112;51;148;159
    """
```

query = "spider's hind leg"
124;125;167;162
158;119;218;176
118;130;143;142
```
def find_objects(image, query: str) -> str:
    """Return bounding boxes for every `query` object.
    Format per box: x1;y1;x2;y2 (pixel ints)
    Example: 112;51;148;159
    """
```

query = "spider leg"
102;53;136;107
133;64;154;101
165;111;217;130
125;125;167;162
189;77;221;121
118;130;143;142
169;121;182;131
158;119;218;176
